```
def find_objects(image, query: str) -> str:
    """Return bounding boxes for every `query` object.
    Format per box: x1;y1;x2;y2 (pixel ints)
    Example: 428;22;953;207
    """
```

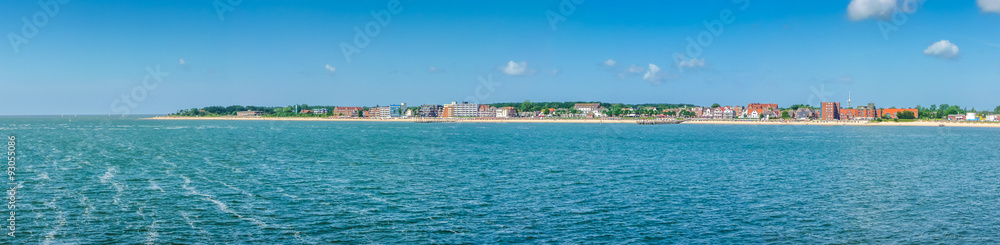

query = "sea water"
3;116;1000;243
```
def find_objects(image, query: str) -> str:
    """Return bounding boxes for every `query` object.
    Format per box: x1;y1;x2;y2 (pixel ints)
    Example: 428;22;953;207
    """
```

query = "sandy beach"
143;116;1000;128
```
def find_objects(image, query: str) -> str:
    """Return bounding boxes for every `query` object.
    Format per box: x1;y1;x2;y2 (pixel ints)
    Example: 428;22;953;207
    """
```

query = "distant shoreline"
142;116;1000;128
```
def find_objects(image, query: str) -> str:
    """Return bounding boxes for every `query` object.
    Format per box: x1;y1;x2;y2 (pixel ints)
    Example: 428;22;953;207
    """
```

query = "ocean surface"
3;116;1000;244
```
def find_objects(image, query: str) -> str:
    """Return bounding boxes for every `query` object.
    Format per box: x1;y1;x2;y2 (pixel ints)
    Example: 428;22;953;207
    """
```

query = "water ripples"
4;117;1000;243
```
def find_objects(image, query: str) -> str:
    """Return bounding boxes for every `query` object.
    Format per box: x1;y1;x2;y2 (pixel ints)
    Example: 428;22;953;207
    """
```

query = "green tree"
781;111;791;119
711;103;721;108
896;111;915;119
520;100;533;112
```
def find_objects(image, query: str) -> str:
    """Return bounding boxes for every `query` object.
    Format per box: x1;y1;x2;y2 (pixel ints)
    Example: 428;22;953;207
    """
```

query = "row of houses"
947;113;1000;122
820;102;918;120
418;102;518;118
309;102;519;119
686;103;786;119
235;101;998;122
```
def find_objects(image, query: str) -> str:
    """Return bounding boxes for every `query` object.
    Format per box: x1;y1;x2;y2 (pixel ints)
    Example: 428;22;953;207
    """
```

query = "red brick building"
334;107;363;117
821;102;840;120
881;108;918;119
746;103;778;110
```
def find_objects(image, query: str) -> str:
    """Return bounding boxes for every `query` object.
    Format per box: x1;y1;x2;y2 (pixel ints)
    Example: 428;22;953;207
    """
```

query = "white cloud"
501;61;533;76
642;64;663;84
179;58;186;65
979;0;1000;13
678;57;706;69
603;59;616;67
833;75;853;84
847;0;897;21
551;69;559;75
429;66;440;72
324;64;337;73
618;64;644;78
923;40;960;59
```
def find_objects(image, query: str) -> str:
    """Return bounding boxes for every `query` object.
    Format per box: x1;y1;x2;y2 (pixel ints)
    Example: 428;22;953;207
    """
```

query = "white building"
453;102;479;117
496;107;516;118
722;107;735;119
376;106;392;118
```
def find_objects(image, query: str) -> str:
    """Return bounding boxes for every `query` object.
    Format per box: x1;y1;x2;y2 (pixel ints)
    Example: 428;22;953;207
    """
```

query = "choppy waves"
6;117;1000;243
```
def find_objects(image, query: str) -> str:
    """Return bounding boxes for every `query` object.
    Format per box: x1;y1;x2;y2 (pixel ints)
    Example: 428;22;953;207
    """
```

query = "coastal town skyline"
168;99;1000;122
3;0;1000;115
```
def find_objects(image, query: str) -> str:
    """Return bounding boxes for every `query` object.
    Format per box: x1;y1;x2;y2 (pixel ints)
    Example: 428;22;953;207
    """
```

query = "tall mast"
847;91;853;108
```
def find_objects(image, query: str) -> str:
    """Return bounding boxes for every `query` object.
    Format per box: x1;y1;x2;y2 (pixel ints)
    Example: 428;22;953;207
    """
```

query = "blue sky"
1;0;999;115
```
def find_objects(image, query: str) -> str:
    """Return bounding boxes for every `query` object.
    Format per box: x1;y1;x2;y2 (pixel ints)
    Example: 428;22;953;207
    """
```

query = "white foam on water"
157;156;179;168
144;220;159;245
99;166;129;209
203;157;244;173
99;166;118;184
199;176;253;198
34;172;51;181
275;186;300;200
79;195;95;221
148;180;165;193
180;175;269;229
42;204;67;245
179;211;211;238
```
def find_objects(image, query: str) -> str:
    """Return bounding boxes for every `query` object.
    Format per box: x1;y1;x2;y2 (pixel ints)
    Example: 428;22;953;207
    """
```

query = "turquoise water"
3;116;1000;243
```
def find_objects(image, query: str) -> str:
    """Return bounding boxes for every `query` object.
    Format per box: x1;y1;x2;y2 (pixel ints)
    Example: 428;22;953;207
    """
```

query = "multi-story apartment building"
573;103;601;114
478;105;496;118
821;102;841;120
389;103;406;118
334;107;363;117
453;102;479;117
442;103;455;118
419;104;443;118
840;102;877;120
374;106;392;118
